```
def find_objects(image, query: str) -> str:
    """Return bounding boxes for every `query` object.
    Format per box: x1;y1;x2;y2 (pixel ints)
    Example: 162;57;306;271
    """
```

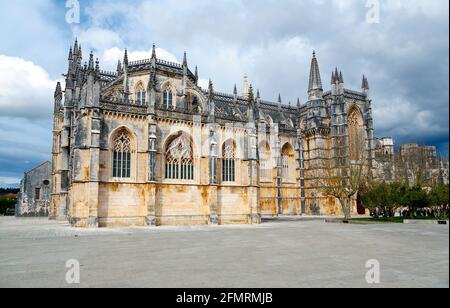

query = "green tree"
429;185;449;220
403;186;430;218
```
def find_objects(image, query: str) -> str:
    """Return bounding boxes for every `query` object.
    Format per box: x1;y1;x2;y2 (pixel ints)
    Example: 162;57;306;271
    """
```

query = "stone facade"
16;161;52;217
51;40;382;228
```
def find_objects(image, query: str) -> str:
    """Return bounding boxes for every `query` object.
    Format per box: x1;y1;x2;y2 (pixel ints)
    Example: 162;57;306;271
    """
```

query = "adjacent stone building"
16;161;52;217
50;40;381;228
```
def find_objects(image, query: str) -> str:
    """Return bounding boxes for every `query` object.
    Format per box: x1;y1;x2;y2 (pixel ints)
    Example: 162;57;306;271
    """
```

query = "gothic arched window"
135;84;146;105
222;141;236;182
165;134;194;180
281;143;295;181
163;89;173;109
348;107;364;161
113;130;132;178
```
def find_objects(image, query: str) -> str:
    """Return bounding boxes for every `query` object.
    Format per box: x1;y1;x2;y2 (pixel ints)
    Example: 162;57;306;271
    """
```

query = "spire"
362;75;370;90
248;84;254;104
233;84;238;96
54;82;62;100
151;44;156;59
68;47;73;61
95;58;100;73
194;66;198;83
243;74;249;98
78;45;82;61
117;60;122;74
88;51;94;70
208;79;214;98
339;71;344;84
297;98;301;112
331;70;336;85
73;38;78;56
278;94;282;111
123;49;129;67
256;89;260;99
183;51;187;67
308;51;323;100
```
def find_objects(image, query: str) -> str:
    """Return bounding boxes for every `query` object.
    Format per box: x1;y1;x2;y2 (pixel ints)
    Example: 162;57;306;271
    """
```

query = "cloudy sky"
0;0;448;187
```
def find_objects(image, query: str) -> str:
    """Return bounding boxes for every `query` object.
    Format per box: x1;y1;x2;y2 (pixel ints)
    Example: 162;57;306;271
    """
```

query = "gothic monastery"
50;40;383;227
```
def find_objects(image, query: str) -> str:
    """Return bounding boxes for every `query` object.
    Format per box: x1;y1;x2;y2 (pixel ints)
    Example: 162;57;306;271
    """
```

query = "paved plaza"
0;217;448;288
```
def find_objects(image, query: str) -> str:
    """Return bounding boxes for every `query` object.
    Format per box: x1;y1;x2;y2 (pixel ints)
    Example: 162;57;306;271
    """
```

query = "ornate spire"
331;70;336;85
278;94;282;111
183;51;187;67
339;71;344;84
248;84;254;104
151;44;157;59
123;49;129;68
88;51;94;70
362;75;370;90
233;84;238;96
194;66;198;83
243;74;249;98
256;89;260;100
308;51;323;100
54;82;62;100
95;58;100;74
68;47;73;61
117;60;122;74
78;45;82;62
208;79;214;98
73;38;78;56
297;98;301;112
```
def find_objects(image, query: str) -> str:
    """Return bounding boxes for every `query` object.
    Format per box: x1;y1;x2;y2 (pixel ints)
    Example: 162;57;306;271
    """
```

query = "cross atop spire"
308;51;323;100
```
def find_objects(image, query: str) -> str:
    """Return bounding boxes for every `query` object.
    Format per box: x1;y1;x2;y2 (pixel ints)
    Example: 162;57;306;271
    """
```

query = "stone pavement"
0;217;448;288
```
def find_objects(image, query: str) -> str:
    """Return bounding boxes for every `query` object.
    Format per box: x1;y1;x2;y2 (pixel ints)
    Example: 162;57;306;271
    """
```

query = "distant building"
373;141;449;186
16;162;52;217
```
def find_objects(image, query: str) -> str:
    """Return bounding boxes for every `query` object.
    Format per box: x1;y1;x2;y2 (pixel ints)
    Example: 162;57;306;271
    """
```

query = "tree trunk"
344;197;352;220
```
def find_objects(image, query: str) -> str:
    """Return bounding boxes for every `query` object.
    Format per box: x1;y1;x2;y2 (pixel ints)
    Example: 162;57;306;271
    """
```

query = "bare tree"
396;145;434;188
316;132;370;220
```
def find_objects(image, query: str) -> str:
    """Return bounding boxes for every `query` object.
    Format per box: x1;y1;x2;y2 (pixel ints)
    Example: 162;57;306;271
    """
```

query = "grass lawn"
351;216;440;224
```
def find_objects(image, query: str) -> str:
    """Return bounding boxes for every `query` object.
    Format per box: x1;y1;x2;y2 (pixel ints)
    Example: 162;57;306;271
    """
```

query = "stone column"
297;129;306;215
146;121;157;226
208;127;219;225
87;108;101;228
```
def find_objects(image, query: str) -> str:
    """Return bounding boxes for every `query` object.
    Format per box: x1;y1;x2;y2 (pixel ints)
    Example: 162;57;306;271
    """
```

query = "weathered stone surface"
16;162;51;217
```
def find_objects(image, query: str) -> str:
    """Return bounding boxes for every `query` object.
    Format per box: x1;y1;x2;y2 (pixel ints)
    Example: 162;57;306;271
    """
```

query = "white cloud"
75;27;124;52
0;55;61;119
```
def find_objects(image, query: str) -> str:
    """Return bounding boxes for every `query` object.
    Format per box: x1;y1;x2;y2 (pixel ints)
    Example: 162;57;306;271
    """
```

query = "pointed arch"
160;81;176;110
164;132;194;180
134;81;146;105
348;105;365;161
281;143;295;181
222;139;237;182
110;127;136;179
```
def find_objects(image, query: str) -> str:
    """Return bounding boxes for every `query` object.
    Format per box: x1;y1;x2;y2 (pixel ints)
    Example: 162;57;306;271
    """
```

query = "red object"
357;201;366;215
